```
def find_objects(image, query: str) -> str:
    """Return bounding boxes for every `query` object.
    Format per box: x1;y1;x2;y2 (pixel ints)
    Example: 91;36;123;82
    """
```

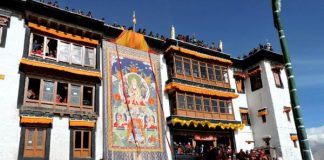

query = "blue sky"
56;0;324;128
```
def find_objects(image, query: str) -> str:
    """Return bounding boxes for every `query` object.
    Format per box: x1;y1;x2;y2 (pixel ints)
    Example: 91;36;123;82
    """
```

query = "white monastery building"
0;1;302;160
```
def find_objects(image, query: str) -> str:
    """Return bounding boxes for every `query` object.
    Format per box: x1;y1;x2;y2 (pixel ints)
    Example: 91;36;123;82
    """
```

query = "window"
222;67;229;83
250;70;262;91
24;77;95;111
43;80;54;102
215;66;222;81
84;47;95;66
83;87;93;106
286;112;291;121
273;70;283;88
177;93;185;109
186;94;194;110
219;100;226;113
71;44;82;65
31;34;44;56
192;60;199;78
26;78;40;100
208;64;215;81
261;115;266;123
45;38;57;58
71;85;81;105
241;113;251;125
195;96;202;111
73;130;91;158
23;127;47;158
58;41;70;62
227;101;232;114
203;98;210;112
211;99;218;112
235;78;245;93
175;56;183;74
200;63;207;79
56;82;68;103
29;33;96;67
184;58;191;76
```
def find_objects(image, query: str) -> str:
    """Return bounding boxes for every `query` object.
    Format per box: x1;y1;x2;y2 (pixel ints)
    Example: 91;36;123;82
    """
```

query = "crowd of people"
176;34;222;52
175;143;271;160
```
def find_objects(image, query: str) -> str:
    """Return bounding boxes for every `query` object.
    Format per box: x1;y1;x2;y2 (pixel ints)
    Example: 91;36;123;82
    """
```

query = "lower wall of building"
235;126;254;152
50;117;70;160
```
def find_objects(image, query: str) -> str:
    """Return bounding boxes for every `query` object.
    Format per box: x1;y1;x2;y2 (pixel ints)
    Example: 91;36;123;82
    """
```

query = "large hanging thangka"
104;31;166;159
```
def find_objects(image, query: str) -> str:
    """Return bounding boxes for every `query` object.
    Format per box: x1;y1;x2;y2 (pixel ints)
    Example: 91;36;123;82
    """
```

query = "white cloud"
307;126;324;160
307;125;324;145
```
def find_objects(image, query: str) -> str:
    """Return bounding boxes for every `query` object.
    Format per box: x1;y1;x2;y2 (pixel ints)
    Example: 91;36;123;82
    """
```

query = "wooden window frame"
23;75;95;112
273;70;283;88
174;56;184;75
235;77;245;93
172;55;230;87
19;126;51;159
250;72;263;91
241;113;251;126
72;129;92;159
29;32;96;68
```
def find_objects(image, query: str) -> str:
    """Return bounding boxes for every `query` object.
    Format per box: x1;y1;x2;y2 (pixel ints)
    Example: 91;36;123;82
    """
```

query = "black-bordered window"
0;15;10;47
19;125;51;160
248;67;262;91
70;128;95;160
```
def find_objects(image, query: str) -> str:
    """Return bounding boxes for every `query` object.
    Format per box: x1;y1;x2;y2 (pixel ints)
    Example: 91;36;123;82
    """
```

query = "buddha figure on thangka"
110;55;162;151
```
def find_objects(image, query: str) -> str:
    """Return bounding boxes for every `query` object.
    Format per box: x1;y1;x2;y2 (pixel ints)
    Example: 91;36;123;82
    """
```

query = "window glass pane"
227;101;232;114
250;72;263;91
184;59;191;76
56;82;68;103
37;128;45;147
177;94;185;109
208;64;215;80
212;99;218;112
84;47;95;66
27;78;40;100
58;42;70;62
200;63;207;79
83;87;93;106
219;100;225;113
195;97;202;111
27;128;35;147
175;57;183;74
45;38;57;58
192;61;199;77
75;131;81;148
71;85;81;105
187;95;194;110
83;131;90;149
71;45;82;64
215;66;222;81
43;81;54;102
203;98;210;112
222;68;229;83
31;34;44;56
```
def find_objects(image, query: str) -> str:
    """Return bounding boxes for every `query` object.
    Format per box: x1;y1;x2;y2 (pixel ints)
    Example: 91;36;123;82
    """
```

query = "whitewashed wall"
49;117;70;160
245;60;301;160
263;61;301;160
228;68;254;151
0;15;25;159
160;54;172;160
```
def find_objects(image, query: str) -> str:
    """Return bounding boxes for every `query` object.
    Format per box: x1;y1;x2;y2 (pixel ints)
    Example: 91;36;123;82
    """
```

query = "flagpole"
271;1;313;159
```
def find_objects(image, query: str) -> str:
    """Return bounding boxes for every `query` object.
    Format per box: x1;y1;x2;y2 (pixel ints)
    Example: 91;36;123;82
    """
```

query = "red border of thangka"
107;42;164;152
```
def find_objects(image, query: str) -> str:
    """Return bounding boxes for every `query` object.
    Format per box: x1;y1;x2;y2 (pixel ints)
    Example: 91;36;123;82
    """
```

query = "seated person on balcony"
27;89;37;100
32;40;43;55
